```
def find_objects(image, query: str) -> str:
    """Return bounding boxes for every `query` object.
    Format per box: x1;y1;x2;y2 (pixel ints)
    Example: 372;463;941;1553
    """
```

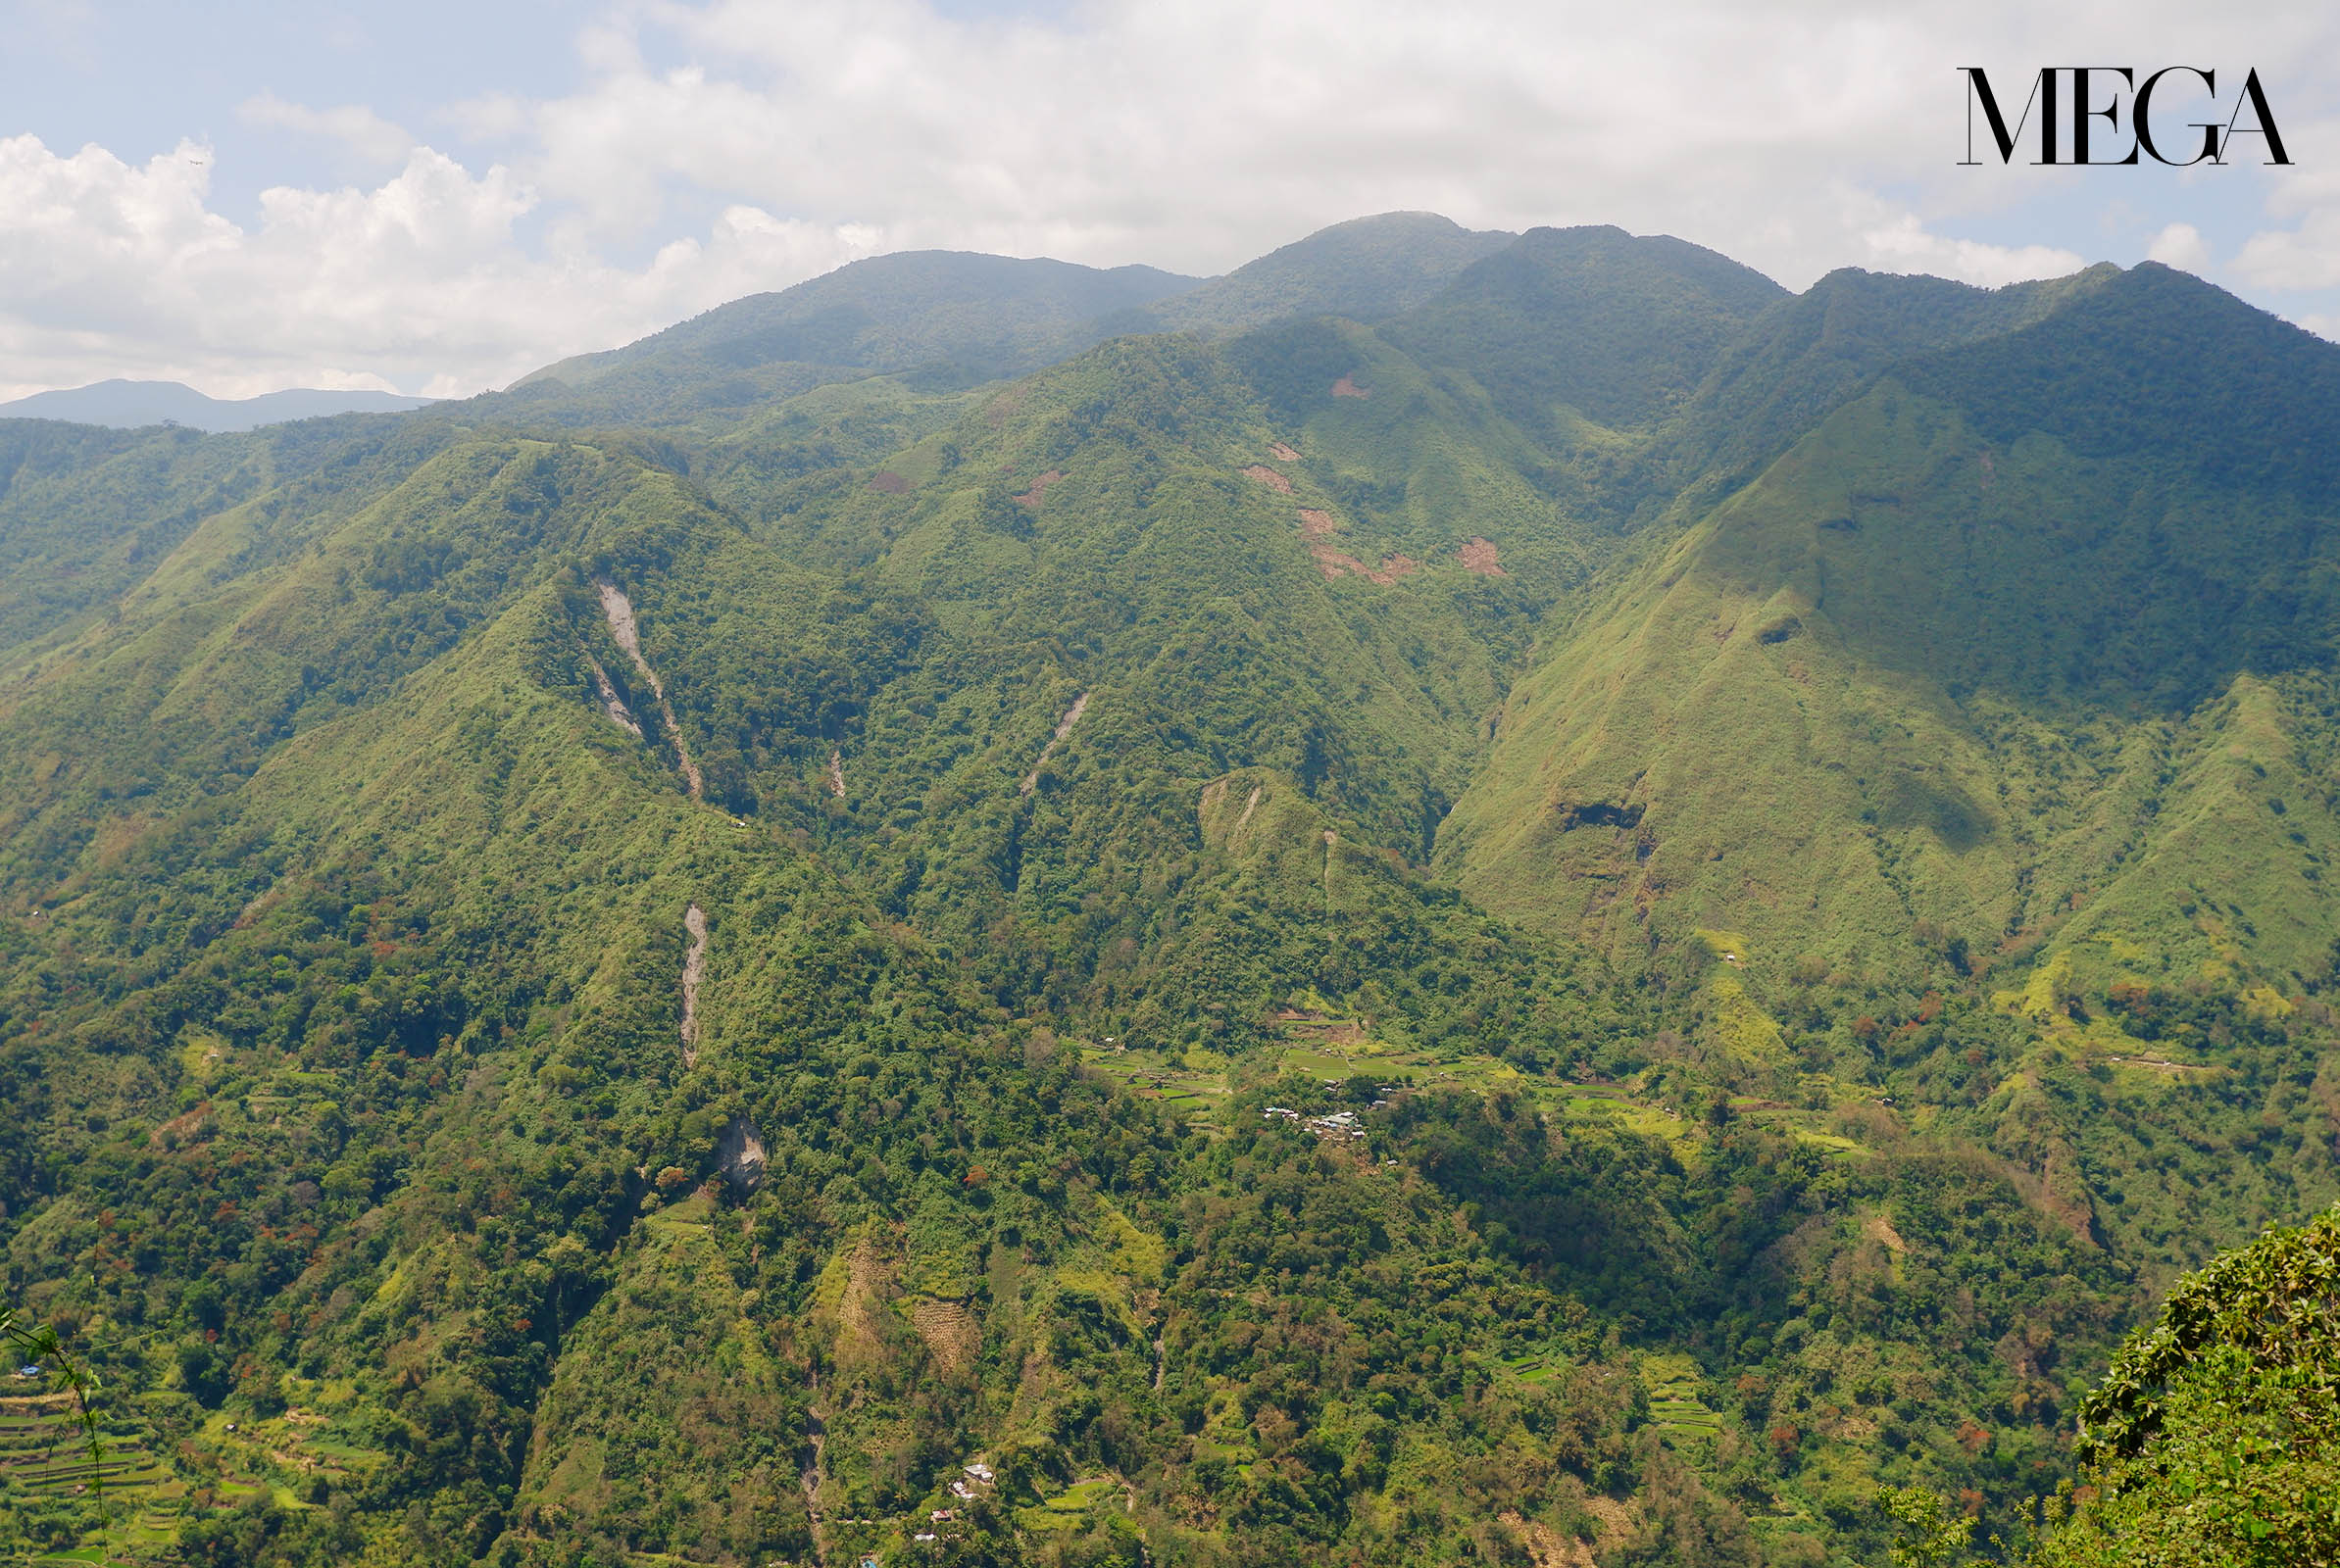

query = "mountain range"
0;379;437;433
0;212;2334;1568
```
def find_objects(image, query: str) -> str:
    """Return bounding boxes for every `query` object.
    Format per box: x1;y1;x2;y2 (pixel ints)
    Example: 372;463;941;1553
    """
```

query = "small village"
1259;1104;1376;1143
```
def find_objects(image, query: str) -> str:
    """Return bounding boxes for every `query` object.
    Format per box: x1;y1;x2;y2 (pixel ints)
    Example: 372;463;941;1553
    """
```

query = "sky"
2;0;2336;400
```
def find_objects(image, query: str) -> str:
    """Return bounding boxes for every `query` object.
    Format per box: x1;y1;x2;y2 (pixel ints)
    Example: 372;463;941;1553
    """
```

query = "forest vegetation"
0;213;2335;1567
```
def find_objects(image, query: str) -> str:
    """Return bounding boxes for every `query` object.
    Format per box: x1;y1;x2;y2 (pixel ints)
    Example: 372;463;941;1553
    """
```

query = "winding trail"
1020;691;1090;796
595;578;704;799
800;1369;830;1567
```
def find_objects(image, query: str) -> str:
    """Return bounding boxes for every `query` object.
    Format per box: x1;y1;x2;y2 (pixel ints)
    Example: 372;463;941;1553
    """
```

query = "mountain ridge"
1;215;2334;1568
0;377;435;432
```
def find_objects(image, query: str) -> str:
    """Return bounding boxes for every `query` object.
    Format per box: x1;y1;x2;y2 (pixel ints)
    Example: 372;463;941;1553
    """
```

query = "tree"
1876;1485;1975;1568
2028;1203;2340;1566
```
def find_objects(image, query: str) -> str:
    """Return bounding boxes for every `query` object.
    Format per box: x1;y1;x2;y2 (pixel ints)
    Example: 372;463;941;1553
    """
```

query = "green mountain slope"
1636;265;2115;518
0;419;1699;1567
1442;265;2340;993
480;215;1529;434
497;251;1199;427
1;221;2336;1568
1382;224;1788;438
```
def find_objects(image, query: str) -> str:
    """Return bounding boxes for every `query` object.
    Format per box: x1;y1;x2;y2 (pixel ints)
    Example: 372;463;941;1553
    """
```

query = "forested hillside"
2;217;2334;1568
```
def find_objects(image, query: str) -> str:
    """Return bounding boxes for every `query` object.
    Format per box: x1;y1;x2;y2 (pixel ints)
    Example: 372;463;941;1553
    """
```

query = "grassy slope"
1442;267;2340;998
1;242;2337;1567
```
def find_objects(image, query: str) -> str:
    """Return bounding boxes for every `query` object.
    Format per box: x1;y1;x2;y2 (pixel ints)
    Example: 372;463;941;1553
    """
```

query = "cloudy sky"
3;0;2335;400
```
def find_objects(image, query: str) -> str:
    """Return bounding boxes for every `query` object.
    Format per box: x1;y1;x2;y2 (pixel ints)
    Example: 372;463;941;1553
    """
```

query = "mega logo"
1961;68;2290;166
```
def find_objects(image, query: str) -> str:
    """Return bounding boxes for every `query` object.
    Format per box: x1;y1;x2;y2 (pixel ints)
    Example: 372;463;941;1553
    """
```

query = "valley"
0;213;2334;1567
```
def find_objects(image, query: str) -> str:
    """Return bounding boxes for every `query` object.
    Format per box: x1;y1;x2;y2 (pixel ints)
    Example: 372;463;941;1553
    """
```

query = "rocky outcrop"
588;660;644;738
717;1113;767;1192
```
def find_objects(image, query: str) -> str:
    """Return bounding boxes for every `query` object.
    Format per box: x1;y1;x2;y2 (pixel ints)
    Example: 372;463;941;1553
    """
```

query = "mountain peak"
1142;211;1518;332
1380;222;1787;431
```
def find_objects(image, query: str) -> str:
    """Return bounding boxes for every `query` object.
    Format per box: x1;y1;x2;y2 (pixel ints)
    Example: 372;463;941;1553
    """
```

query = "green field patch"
1078;1044;1230;1125
1498;1348;1568;1385
1017;1475;1123;1533
1641;1351;1722;1445
1555;1091;1698;1152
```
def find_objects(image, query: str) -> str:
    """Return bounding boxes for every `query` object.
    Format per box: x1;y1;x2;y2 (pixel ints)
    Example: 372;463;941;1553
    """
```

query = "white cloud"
2233;149;2340;291
1858;214;2087;288
2145;221;2211;271
2241;221;2340;290
0;133;883;400
238;93;417;169
4;0;2339;397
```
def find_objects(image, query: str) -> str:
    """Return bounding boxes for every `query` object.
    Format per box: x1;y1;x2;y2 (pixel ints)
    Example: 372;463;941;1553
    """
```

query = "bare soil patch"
1296;509;1338;538
1269;441;1301;462
1240;464;1293;494
1329;376;1371;399
1460;536;1505;575
150;1101;215;1150
1306;544;1417;585
1013;469;1063;508
869;470;911;494
1500;1511;1596;1568
1309;543;1371;581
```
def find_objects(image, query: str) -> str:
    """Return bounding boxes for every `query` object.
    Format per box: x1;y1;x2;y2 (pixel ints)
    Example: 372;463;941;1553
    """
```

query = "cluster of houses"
1262;1105;1372;1143
911;1463;995;1544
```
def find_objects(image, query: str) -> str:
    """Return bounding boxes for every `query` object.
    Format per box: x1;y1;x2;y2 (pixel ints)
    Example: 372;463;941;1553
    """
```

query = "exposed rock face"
595;577;705;799
718;1113;768;1192
588;660;644;737
680;904;709;1067
1019;691;1089;795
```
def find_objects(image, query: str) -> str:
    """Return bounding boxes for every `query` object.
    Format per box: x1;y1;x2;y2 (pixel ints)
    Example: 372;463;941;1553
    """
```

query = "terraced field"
1017;1474;1127;1534
1641;1352;1723;1446
1076;1043;1231;1130
1;1393;187;1563
1266;1004;1913;1174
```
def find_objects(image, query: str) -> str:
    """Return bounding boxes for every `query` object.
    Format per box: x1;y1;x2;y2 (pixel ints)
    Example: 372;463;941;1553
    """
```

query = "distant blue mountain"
0;378;434;432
